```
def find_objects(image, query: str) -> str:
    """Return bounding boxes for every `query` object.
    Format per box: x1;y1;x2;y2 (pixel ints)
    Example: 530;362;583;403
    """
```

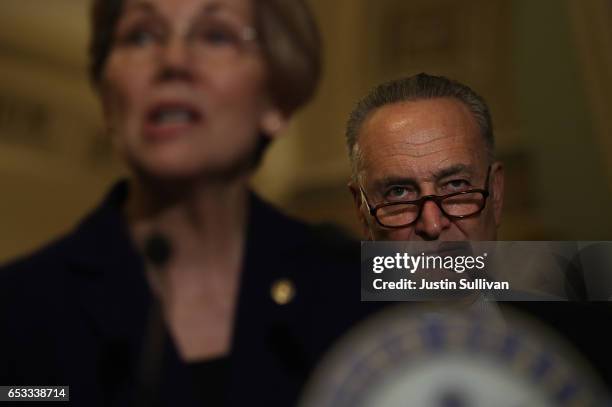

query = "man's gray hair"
346;73;495;181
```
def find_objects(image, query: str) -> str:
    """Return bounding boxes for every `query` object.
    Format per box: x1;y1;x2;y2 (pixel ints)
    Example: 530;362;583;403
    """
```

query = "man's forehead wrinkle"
368;135;470;159
363;135;476;163
362;144;484;182
357;98;489;187
400;129;452;147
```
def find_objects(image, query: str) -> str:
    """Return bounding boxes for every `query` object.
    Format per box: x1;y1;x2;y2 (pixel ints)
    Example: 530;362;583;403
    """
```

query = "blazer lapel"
228;194;316;405
65;182;198;406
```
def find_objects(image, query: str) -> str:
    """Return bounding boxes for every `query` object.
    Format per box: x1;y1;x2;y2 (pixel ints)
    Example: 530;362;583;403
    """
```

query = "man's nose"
414;199;451;240
157;37;194;82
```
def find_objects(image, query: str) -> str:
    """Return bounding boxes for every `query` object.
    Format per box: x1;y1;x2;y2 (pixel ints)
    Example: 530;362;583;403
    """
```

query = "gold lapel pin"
271;278;295;305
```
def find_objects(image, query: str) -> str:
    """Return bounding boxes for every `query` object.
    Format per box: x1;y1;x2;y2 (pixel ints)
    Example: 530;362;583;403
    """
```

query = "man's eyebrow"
374;176;419;190
370;164;476;191
433;164;474;181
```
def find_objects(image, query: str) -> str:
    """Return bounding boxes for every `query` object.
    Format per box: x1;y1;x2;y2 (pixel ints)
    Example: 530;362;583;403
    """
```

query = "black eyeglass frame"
359;165;492;229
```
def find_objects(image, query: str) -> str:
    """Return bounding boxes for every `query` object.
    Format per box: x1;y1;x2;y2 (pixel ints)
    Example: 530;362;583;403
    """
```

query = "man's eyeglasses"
359;166;491;228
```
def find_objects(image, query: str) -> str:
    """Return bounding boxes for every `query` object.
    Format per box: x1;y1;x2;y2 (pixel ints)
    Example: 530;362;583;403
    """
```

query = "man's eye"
445;179;470;191
385;187;413;201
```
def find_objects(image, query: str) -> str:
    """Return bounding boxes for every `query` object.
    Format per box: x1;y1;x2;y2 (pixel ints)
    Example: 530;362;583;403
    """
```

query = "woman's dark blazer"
0;181;379;406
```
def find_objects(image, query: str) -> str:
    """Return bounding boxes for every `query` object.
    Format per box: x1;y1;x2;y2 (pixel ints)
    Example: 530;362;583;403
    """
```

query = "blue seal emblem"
299;304;610;407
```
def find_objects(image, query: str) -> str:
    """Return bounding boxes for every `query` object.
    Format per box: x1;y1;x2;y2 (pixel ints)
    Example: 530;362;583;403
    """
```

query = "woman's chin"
124;151;197;178
128;155;249;185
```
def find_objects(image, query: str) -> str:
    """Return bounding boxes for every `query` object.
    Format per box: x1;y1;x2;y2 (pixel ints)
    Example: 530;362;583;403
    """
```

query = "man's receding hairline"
346;73;495;182
358;94;480;132
353;95;487;156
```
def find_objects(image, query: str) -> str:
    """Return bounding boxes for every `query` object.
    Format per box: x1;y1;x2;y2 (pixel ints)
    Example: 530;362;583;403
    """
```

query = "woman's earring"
262;112;284;137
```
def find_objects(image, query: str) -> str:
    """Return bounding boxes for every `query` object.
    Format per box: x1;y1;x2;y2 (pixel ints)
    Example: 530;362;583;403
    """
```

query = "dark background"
1;0;612;262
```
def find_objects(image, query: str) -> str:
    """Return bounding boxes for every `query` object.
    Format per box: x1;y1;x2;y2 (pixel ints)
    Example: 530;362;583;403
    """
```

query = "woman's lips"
143;102;203;140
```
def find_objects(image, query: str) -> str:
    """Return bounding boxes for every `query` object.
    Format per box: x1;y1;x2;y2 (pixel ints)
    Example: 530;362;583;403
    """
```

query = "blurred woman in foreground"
0;0;367;405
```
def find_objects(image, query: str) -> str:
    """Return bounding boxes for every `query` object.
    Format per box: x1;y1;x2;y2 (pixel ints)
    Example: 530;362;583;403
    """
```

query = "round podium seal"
299;304;609;407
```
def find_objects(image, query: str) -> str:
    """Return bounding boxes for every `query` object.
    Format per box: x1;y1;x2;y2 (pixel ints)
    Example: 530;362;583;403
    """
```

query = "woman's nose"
156;37;194;82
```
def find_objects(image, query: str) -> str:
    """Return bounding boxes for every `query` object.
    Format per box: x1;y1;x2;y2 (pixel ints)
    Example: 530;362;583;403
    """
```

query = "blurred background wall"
1;0;612;263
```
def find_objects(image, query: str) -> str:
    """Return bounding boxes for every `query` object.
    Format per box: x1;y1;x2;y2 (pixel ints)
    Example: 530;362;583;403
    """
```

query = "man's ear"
348;181;373;239
490;161;504;227
260;108;288;140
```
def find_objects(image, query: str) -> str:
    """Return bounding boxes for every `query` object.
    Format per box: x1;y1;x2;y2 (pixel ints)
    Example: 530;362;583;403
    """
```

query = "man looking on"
346;73;504;241
338;74;612;399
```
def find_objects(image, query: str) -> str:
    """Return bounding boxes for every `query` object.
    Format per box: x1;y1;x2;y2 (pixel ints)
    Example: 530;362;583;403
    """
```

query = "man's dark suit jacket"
0;182;379;406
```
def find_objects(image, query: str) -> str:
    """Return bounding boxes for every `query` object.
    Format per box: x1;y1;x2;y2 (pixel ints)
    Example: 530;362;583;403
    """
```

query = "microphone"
144;233;172;268
135;232;172;407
